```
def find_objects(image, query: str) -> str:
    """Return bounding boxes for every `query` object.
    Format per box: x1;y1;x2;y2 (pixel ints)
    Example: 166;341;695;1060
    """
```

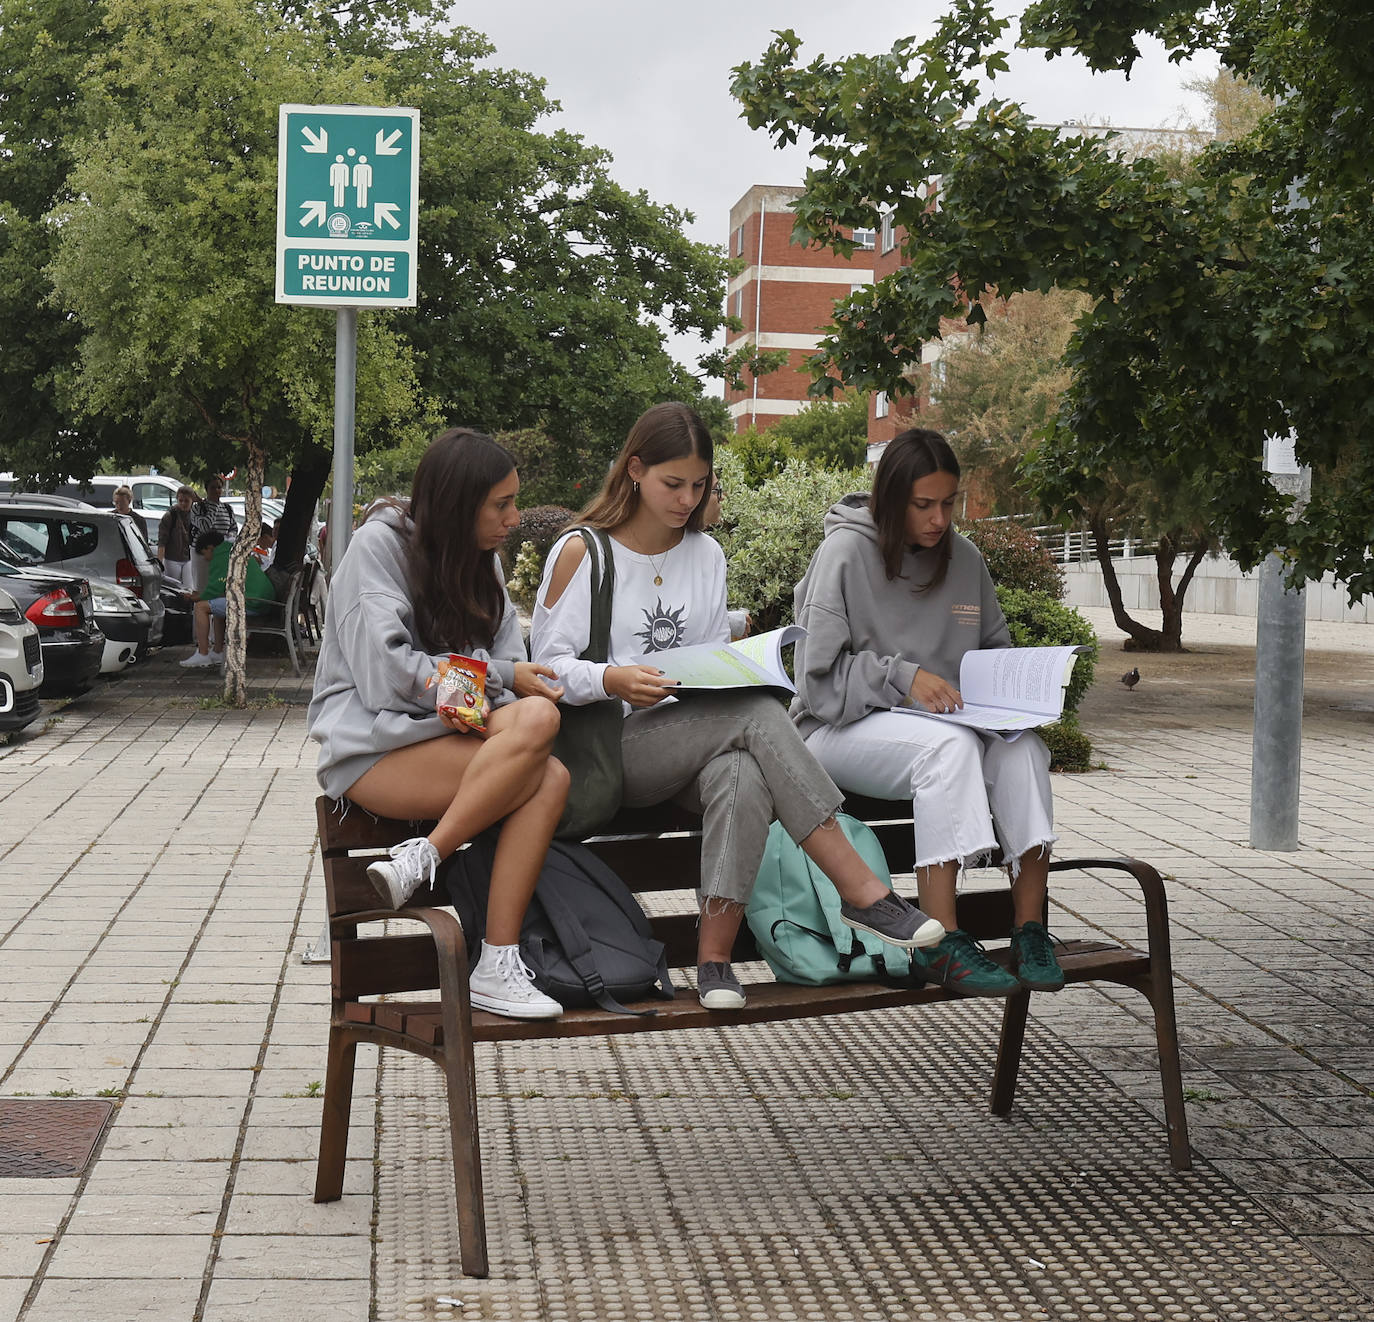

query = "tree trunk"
222;440;265;707
275;448;330;573
1090;516;1168;650
1089;517;1206;654
1153;533;1208;653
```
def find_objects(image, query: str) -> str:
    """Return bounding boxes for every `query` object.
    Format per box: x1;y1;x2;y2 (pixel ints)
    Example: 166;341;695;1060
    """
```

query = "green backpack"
745;814;917;986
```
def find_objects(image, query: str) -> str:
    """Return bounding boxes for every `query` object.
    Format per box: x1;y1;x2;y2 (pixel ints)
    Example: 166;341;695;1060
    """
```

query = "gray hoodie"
307;507;523;799
790;494;1009;736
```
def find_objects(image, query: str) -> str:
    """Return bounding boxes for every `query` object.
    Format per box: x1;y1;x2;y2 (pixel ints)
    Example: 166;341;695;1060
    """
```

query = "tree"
18;0;732;697
732;1;1374;647
770;393;871;471
46;0;432;701
922;289;1090;517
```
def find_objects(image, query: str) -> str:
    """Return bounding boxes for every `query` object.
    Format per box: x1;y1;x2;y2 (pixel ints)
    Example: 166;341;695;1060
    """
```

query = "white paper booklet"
655;625;806;695
894;644;1088;731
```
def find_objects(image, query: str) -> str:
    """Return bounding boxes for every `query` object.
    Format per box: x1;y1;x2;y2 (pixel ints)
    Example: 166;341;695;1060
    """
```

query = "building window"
731;289;743;321
852;227;876;250
733;225;745;256
879;211;895;254
875;391;889;419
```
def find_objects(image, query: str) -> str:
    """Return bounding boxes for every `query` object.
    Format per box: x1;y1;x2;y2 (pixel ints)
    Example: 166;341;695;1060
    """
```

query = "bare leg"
485;757;569;944
915;860;960;930
349;698;562;857
798;817;890;908
698;899;745;965
193;600;212;655
1010;848;1051;927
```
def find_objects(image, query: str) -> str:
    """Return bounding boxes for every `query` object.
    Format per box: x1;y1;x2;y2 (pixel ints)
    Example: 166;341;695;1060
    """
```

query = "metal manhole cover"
0;1099;115;1177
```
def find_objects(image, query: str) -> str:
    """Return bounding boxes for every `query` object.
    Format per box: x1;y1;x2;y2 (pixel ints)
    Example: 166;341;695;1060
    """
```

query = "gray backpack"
443;832;676;1015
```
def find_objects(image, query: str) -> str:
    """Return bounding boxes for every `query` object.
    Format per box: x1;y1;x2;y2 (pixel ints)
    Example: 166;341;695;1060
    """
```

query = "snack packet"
433;653;487;729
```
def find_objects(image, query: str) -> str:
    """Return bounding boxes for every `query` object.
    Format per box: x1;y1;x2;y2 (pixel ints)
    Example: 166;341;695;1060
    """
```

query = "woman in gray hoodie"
791;429;1064;997
308;429;569;1020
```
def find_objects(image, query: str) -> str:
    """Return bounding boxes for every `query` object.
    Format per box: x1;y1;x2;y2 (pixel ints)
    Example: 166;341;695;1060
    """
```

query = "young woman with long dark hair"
530;403;943;1011
790;428;1064;997
308;428;570;1019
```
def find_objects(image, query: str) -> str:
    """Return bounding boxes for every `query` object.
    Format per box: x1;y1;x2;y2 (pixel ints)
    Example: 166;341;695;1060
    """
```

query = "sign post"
277;103;418;963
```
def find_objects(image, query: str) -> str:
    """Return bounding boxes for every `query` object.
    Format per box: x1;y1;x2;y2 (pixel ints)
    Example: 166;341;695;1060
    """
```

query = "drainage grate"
0;1099;115;1178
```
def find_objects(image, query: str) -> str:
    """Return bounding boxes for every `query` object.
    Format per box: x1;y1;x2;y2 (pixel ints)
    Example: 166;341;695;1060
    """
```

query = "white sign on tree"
275;104;419;307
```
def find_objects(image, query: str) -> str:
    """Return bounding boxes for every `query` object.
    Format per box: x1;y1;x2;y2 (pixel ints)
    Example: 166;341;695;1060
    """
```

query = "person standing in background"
189;476;238;593
157;486;196;590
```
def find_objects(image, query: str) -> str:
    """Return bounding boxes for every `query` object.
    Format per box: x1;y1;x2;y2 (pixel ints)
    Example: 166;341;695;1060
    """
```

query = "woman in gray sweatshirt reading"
307;429;569;1020
790;429;1064;997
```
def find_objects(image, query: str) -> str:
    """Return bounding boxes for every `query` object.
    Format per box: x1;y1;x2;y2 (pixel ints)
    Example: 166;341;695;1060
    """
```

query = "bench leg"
990;988;1031;1116
314;1026;356;1202
1117;971;1193;1171
440;1033;489;1278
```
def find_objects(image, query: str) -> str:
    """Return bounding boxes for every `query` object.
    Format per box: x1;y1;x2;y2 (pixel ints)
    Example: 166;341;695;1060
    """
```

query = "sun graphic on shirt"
636;598;687;652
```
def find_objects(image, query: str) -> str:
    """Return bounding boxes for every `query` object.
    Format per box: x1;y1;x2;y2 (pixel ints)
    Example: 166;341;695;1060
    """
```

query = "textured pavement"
1;610;1372;1321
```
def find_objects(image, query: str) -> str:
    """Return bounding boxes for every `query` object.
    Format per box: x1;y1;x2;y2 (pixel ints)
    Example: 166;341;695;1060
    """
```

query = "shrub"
516;505;575;562
504;540;545;613
996;586;1098;713
711;451;866;632
1039;715;1094;773
963;519;1064;598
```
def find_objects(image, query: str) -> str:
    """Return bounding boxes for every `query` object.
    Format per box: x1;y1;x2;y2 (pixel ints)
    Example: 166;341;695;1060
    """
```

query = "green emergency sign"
276;104;419;307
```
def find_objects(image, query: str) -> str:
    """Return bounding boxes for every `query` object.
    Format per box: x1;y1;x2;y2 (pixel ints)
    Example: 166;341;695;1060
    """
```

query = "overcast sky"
445;1;1215;374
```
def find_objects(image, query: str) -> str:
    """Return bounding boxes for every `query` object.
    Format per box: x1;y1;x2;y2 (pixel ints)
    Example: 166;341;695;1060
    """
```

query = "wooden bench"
313;794;1191;1278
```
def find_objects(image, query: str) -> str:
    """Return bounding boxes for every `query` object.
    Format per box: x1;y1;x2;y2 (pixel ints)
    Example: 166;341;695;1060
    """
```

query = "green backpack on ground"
745;813;917;986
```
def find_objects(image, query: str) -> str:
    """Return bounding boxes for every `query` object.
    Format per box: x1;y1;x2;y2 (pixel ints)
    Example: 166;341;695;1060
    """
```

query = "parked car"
0;584;44;733
223;495;321;560
90;580;154;673
0;558;104;697
0;495;164;650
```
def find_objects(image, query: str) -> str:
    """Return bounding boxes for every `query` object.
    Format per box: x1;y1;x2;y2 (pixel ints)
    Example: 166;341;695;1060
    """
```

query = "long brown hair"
367;428;516;651
574;402;714;532
870;428;961;591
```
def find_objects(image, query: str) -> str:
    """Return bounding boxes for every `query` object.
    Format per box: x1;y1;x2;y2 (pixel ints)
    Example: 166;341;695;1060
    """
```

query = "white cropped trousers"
802;711;1056;877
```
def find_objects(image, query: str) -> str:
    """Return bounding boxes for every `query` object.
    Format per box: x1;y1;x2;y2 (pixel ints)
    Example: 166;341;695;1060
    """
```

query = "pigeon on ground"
1120;667;1140;691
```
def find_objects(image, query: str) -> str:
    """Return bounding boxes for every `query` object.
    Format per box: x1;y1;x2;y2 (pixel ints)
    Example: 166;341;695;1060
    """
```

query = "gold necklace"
645;546;669;587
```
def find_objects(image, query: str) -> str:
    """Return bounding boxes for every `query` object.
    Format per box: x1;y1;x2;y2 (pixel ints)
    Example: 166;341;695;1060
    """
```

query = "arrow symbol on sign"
375;202;402;230
375;128;404;155
300;200;327;228
301;126;328;153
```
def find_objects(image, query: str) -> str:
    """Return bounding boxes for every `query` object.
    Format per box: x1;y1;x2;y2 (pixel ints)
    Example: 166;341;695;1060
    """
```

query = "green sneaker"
1010;920;1066;992
916;929;1021;998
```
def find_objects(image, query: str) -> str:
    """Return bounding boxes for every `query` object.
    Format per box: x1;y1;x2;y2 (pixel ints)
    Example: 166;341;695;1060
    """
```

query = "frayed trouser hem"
913;834;1057;885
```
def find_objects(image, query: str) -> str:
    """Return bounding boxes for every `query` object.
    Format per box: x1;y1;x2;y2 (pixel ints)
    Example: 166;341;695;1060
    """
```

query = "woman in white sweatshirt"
308;428;569;1020
790;429;1064;998
530;402;943;1012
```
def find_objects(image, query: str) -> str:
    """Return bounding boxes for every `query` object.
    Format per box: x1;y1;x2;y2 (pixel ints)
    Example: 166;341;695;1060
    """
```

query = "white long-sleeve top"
530;528;730;706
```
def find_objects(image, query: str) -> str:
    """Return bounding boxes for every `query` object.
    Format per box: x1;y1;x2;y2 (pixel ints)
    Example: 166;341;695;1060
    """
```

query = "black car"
0;557;105;697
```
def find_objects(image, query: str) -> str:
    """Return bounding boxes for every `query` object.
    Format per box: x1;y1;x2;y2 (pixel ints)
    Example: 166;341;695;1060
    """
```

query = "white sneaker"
365;836;440;909
179;651;215;668
208;650;224;665
468;943;562;1020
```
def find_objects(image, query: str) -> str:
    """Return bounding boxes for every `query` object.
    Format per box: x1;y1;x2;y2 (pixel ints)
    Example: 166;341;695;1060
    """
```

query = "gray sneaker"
365;836;440;909
697;961;746;1010
839;893;944;949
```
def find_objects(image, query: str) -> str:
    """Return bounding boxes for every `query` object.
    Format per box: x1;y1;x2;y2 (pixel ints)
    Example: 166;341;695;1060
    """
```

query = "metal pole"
329;306;357;571
305;305;359;965
1249;456;1310;850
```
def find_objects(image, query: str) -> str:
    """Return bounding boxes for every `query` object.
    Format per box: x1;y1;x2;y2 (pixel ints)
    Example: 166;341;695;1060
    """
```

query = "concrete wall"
1062;553;1374;625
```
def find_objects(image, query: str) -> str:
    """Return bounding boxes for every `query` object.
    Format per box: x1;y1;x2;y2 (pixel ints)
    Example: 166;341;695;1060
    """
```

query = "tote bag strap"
575;527;615;664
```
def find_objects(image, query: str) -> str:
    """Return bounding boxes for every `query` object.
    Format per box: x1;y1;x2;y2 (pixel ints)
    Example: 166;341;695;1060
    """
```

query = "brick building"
723;185;875;434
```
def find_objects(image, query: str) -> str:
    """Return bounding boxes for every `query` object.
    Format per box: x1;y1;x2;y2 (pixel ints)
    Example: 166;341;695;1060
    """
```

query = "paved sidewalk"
0;616;1371;1321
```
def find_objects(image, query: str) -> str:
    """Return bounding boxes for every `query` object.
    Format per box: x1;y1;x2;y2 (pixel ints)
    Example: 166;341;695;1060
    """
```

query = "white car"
90;580;152;674
0;584;43;733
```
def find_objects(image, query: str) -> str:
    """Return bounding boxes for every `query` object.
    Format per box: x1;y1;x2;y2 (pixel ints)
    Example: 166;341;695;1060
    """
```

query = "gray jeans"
620;691;843;905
